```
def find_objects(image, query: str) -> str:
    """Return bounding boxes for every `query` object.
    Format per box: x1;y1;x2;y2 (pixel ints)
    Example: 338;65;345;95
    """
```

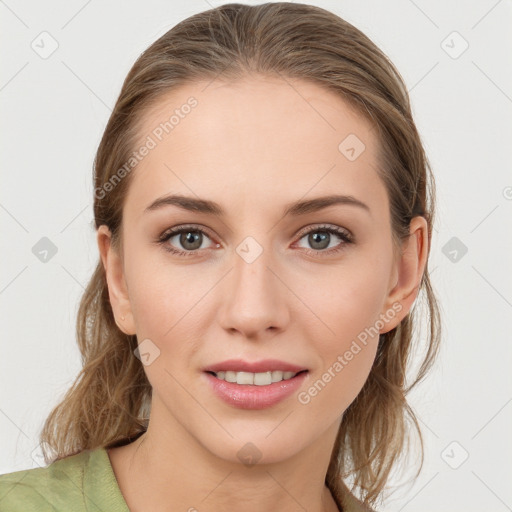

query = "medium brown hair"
40;2;441;507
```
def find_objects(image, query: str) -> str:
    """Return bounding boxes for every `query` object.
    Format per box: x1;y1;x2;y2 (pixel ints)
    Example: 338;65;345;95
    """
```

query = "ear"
97;225;136;335
379;216;429;333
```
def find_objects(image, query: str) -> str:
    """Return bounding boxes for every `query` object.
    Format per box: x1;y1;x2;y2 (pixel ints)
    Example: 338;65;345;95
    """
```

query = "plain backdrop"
1;1;511;510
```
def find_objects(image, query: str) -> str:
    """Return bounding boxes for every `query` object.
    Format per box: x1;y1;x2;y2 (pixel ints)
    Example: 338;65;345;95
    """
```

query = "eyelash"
156;223;354;258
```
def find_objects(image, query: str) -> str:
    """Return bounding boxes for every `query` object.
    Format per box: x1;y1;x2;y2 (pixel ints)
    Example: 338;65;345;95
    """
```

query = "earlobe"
379;216;429;334
96;225;136;335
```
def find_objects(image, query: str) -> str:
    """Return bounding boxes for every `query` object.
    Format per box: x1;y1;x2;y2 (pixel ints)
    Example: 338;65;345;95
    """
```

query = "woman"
0;3;440;511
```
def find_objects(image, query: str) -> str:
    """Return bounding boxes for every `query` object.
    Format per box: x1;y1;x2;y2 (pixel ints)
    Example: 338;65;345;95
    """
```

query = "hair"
39;2;441;508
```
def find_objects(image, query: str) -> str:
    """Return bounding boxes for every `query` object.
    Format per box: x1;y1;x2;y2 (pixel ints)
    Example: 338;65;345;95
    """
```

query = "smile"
208;370;304;385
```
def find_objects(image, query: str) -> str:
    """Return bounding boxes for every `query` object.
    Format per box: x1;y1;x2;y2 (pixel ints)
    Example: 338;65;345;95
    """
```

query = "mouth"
205;369;308;385
202;359;309;409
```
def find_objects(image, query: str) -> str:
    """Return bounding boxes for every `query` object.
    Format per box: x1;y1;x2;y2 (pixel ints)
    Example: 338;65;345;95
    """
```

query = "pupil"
310;232;329;249
181;231;201;250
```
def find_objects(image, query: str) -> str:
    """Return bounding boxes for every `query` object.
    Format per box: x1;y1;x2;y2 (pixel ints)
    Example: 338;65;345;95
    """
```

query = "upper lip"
203;359;308;374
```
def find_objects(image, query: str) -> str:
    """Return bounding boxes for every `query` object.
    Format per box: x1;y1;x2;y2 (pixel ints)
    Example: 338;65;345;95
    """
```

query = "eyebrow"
144;193;370;217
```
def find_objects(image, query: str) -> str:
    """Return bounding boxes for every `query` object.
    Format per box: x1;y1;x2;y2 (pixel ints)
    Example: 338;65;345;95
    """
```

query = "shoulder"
0;450;90;511
0;447;128;512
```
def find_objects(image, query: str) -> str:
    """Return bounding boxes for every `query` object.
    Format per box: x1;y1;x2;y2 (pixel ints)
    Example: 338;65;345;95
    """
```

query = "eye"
294;224;353;256
157;225;218;256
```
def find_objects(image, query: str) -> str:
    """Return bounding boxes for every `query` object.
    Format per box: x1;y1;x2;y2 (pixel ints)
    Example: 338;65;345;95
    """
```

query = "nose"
218;241;290;341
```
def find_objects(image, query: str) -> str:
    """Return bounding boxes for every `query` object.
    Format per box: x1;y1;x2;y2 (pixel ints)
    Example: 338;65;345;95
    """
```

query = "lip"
203;359;308;374
203;370;309;410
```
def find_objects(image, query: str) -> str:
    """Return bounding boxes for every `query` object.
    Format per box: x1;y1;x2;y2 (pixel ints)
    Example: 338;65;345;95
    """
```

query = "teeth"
213;370;299;385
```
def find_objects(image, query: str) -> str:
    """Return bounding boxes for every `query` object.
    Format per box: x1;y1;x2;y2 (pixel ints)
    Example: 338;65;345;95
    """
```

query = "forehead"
124;75;386;220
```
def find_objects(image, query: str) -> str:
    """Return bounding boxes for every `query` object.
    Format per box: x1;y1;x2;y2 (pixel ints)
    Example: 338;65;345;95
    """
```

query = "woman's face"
99;76;418;465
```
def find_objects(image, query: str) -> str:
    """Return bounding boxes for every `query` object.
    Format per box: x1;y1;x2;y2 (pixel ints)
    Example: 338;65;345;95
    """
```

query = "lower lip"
204;371;308;410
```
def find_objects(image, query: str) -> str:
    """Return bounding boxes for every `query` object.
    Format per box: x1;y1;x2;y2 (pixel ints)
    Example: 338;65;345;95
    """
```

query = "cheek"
303;249;392;346
123;240;194;333
298;278;383;416
296;248;391;407
123;246;212;381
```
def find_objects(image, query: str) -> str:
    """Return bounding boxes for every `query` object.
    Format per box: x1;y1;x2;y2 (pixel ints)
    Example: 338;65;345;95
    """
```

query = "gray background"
1;1;511;510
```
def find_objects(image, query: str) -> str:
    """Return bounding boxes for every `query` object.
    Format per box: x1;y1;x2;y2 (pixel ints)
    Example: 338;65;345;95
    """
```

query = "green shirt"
0;448;130;512
0;447;374;511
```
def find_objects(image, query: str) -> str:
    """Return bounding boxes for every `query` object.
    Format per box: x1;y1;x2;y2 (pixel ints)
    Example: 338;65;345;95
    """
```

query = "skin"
97;75;428;512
